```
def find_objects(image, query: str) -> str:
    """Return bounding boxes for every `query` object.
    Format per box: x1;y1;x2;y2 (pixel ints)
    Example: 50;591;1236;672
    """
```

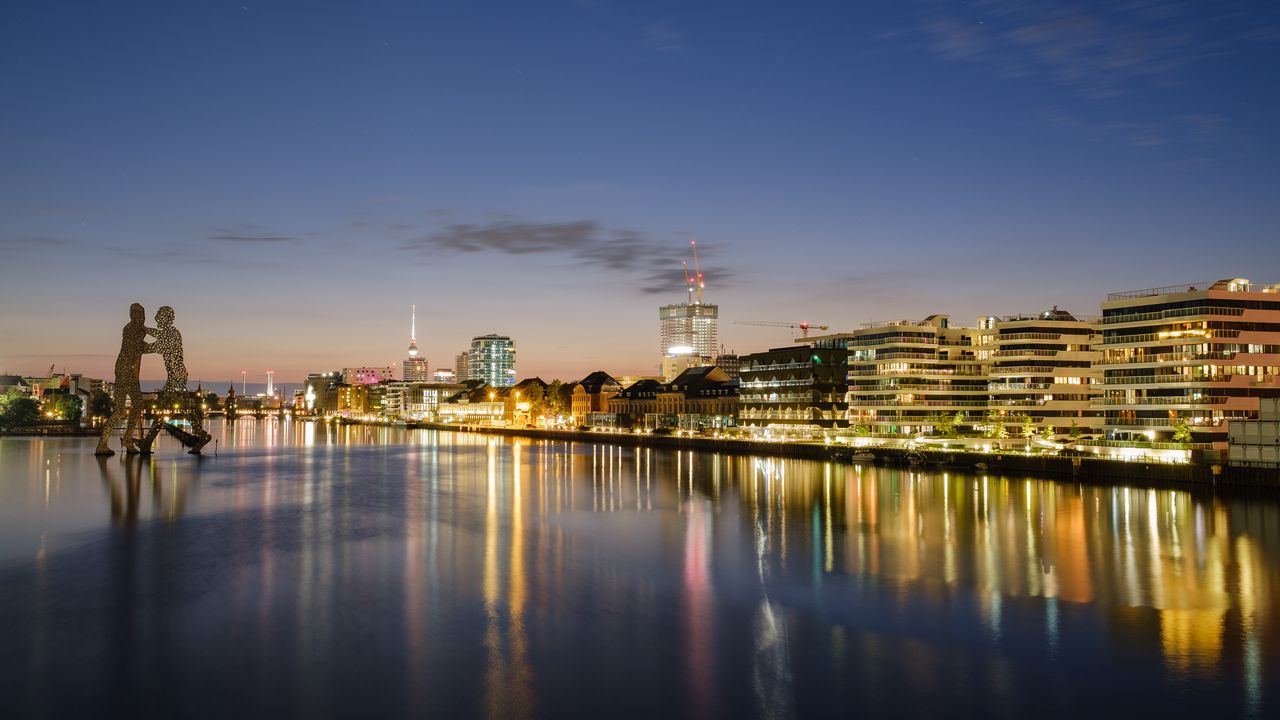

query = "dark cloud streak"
207;234;297;243
403;218;734;294
0;235;72;250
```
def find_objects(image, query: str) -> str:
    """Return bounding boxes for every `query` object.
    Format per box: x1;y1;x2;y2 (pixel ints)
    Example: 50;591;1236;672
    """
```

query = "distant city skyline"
3;1;1278;381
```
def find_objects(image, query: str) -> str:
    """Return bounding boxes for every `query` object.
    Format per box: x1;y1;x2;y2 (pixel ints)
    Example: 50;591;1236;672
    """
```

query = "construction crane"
690;239;704;304
734;320;831;338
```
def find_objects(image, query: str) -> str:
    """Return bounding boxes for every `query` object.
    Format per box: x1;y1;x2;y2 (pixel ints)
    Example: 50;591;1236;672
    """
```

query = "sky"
2;0;1279;385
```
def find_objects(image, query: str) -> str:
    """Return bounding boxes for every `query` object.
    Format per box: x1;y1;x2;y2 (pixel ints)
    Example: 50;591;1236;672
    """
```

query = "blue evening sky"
2;0;1278;383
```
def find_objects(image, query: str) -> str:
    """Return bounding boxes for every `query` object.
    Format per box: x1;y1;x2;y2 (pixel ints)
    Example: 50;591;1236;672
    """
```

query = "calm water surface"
2;419;1278;719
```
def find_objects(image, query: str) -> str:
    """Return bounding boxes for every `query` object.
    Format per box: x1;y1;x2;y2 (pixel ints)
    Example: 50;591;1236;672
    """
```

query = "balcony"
1097;396;1227;406
742;361;813;372
1103;417;1225;429
1101;329;1239;346
852;335;939;347
1096;351;1237;365
866;352;939;361
1106;281;1219;300
987;365;1058;374
741;394;819;405
849;382;977;391
993;349;1060;357
740;378;814;389
851;400;988;408
1102;375;1232;385
848;368;954;377
1101;306;1244;325
989;399;1048;407
994;332;1064;341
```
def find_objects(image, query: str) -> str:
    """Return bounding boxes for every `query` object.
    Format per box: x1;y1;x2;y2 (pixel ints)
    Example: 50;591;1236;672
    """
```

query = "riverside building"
843;315;988;436
342;366;397;385
738;341;849;434
977;308;1103;438
1098;278;1280;447
465;334;516;388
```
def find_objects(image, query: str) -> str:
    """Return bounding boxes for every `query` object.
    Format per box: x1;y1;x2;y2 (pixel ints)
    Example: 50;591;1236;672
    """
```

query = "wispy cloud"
924;15;987;60
917;1;1211;98
642;22;685;54
1036;107;1232;149
207;233;297;243
403;217;734;294
0;234;72;250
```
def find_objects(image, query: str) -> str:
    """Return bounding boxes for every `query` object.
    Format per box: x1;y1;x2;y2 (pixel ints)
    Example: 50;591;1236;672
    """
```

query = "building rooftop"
1104;278;1266;301
574;371;620;394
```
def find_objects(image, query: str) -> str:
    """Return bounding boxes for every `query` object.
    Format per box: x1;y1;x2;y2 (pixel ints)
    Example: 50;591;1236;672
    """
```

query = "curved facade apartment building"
1098;278;1280;447
845;315;988;435
978;308;1103;437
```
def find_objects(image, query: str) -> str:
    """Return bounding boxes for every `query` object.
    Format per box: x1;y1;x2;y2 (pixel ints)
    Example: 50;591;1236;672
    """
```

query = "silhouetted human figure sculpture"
145;306;211;454
151;306;188;393
96;303;150;455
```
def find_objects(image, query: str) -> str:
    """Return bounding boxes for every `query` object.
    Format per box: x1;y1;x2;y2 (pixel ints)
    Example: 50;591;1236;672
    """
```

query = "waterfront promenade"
401;420;1275;488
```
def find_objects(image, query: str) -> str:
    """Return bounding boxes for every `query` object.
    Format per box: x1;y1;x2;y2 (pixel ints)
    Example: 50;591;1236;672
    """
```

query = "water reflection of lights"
750;465;795;718
11;424;1277;713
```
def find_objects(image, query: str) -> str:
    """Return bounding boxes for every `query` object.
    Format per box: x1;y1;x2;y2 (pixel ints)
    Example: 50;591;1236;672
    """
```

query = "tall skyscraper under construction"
659;240;719;359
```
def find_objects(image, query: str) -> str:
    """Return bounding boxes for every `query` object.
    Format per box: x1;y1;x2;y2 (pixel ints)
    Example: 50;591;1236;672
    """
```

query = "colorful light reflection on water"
1;418;1277;718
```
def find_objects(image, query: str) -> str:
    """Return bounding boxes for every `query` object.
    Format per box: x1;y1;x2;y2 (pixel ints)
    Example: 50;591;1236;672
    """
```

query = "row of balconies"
741;395;828;405
739;378;814;388
989;332;1065;341
987;382;1056;391
850;399;990;408
1095;350;1237;364
1099;395;1228;405
859;352;940;361
851;336;972;347
1102;329;1240;346
1102;374;1233;385
1100;305;1245;326
740;361;814;372
848;368;955;376
991;348;1062;357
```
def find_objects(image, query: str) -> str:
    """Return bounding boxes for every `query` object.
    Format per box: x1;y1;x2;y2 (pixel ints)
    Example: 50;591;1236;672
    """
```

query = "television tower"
408;304;419;357
403;304;429;381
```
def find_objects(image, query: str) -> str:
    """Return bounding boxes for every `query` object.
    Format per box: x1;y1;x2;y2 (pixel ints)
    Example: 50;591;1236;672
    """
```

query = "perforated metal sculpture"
95;303;149;455
96;303;212;456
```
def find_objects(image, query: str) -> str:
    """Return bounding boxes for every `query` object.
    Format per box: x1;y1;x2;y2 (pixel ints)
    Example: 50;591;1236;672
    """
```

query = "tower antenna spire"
407;305;420;358
691;239;704;304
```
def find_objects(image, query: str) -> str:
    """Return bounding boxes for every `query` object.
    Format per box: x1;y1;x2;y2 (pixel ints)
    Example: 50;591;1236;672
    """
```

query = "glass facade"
467;334;516;387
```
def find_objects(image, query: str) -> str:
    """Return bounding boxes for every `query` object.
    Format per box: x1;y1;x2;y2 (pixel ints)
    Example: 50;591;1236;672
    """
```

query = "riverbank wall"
415;422;1278;489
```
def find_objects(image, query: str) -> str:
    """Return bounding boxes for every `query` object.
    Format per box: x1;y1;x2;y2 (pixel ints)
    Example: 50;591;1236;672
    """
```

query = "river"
1;418;1277;718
